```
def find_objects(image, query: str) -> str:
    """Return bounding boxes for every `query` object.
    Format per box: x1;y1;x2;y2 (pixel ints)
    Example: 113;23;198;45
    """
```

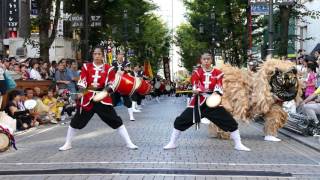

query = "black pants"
174;103;238;132
63;106;75;116
111;92;132;108
70;102;123;129
131;92;142;105
154;89;161;97
13;111;32;130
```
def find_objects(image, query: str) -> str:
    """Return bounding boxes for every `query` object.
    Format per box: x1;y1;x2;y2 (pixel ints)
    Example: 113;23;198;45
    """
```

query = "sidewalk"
279;127;320;152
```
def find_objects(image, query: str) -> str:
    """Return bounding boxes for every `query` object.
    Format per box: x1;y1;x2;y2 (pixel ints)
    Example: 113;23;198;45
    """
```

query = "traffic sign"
249;0;295;5
251;4;269;15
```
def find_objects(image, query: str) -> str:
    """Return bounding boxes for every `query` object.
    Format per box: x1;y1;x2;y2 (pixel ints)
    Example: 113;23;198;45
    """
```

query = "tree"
38;0;61;61
175;24;207;72
276;3;320;57
180;0;249;67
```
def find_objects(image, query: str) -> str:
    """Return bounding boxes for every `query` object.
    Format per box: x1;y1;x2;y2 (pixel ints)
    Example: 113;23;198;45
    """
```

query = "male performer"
111;49;140;121
164;52;251;151
59;46;138;151
131;63;145;110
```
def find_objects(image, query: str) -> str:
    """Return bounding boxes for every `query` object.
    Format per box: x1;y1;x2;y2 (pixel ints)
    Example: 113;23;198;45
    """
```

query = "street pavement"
0;96;320;180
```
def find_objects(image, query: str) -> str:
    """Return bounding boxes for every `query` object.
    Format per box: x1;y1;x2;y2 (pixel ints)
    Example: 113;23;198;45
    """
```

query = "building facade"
296;0;320;54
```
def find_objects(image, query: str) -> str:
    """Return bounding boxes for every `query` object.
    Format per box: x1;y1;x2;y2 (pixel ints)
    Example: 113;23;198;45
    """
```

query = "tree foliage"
37;0;61;61
63;0;170;72
177;0;249;68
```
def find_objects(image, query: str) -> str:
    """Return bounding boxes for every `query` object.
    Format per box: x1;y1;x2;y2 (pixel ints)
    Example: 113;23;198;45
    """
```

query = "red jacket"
188;67;223;108
78;63;115;111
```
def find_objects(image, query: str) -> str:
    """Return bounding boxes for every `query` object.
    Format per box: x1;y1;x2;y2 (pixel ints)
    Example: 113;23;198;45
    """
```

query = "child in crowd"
305;63;317;97
57;89;76;118
43;89;63;122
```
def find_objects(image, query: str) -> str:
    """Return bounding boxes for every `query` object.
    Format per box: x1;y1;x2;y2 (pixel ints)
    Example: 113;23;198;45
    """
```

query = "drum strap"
193;95;201;130
0;126;17;150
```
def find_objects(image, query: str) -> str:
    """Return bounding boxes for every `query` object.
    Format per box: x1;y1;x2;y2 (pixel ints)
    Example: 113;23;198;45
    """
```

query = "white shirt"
0;67;4;80
30;69;43;80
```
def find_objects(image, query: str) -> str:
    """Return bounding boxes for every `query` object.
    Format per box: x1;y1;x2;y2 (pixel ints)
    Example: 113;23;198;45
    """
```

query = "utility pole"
84;0;89;60
267;0;274;57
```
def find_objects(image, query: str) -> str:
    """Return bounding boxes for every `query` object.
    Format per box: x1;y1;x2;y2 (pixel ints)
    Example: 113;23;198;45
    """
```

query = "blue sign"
30;0;38;17
251;4;269;15
249;0;295;5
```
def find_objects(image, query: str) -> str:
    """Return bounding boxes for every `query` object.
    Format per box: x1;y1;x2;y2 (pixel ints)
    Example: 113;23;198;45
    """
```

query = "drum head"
165;85;171;91
93;91;109;102
206;93;222;108
154;82;161;89
0;133;10;152
24;99;37;110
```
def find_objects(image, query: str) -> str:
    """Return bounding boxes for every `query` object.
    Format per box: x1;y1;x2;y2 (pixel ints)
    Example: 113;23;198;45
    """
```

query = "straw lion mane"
209;59;302;139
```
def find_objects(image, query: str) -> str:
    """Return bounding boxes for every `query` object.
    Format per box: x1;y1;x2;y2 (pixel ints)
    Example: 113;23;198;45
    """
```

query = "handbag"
4;71;16;90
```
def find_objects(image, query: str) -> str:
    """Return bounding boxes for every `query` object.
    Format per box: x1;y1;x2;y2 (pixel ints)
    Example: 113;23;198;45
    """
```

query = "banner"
163;57;171;81
7;0;19;30
144;60;153;79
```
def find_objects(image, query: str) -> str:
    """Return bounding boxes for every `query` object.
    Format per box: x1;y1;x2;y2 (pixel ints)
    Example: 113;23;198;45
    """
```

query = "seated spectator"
30;61;43;80
43;89;63;121
20;64;30;80
49;61;57;79
67;60;80;99
25;88;57;124
5;90;33;130
55;61;74;93
40;62;50;80
57;89;76;118
301;87;320;125
305;63;317;97
34;87;45;98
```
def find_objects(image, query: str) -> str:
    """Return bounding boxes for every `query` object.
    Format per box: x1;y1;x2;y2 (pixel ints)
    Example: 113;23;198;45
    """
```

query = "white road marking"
0;161;319;167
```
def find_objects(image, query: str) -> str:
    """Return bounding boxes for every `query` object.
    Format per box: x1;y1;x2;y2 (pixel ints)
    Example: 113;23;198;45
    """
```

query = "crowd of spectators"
0;57;80;132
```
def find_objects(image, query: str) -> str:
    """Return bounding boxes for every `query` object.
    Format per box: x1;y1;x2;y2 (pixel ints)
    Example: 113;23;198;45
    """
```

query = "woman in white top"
30;61;43;80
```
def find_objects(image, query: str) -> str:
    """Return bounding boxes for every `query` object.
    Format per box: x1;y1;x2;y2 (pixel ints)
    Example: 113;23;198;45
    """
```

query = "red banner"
163;57;171;81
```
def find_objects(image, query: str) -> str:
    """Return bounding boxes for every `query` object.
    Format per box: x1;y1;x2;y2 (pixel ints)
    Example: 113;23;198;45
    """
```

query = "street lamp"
135;24;140;34
210;7;216;59
199;23;204;34
123;10;128;58
84;0;89;60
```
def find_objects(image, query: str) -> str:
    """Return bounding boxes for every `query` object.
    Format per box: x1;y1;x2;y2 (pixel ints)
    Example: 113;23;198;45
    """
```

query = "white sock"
137;105;142;110
264;135;281;142
59;126;76;151
132;101;137;110
117;125;138;149
164;128;181;149
128;108;135;121
230;129;251;151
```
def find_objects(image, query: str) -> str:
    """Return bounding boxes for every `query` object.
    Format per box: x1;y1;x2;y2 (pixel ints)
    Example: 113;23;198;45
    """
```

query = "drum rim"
129;78;137;96
111;73;122;92
134;78;143;91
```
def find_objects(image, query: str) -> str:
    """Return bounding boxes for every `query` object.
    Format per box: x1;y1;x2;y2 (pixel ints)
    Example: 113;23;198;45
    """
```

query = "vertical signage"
163;57;171;81
7;0;19;30
30;0;38;17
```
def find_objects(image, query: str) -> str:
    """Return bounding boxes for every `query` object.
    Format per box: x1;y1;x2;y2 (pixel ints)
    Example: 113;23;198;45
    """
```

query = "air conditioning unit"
16;47;27;57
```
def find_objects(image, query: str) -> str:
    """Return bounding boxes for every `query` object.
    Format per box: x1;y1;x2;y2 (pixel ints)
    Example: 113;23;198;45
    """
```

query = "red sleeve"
191;69;205;92
191;70;199;86
214;69;224;95
77;64;88;88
